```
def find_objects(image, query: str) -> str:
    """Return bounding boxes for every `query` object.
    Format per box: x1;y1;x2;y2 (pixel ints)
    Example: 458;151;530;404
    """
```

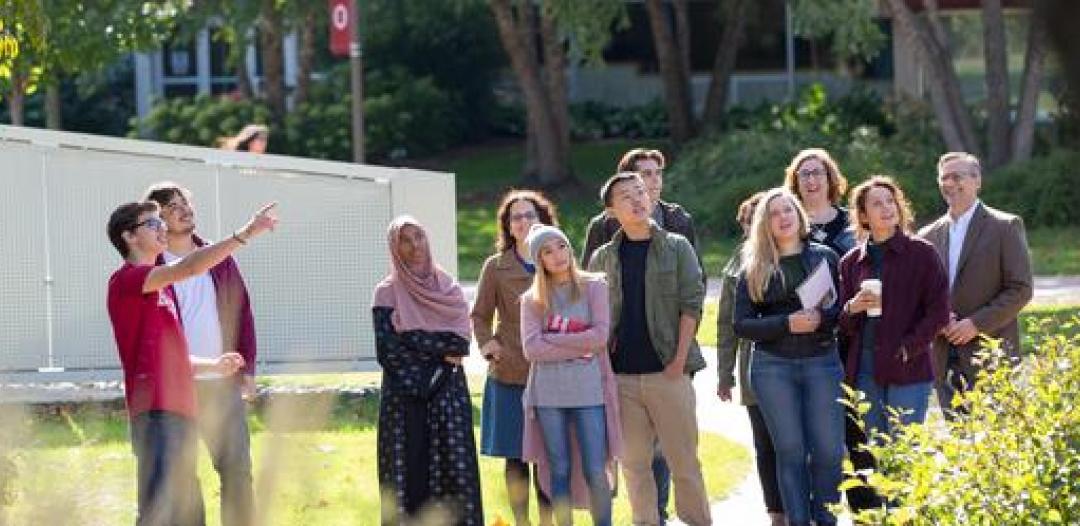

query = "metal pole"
350;0;365;163
785;0;795;100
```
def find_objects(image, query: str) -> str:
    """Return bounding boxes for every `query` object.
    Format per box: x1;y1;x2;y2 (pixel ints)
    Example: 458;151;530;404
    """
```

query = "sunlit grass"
3;376;750;525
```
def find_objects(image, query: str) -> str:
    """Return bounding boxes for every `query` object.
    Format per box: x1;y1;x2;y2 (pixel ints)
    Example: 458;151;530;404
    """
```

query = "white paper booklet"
796;259;837;309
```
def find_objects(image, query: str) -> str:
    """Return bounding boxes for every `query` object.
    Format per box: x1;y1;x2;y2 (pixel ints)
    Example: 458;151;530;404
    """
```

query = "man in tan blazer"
918;152;1033;412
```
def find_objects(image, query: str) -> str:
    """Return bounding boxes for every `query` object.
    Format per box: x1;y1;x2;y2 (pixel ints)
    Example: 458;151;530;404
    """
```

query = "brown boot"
768;512;787;526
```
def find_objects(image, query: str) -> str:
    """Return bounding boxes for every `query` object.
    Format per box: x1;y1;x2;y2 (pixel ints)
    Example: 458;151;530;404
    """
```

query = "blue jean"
535;405;611;526
855;372;932;438
751;351;845;526
131;410;205;526
652;446;671;522
195;379;255;526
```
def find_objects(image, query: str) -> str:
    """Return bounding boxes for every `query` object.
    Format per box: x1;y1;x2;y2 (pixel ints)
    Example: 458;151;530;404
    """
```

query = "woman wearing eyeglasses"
784;148;855;258
471;190;560;525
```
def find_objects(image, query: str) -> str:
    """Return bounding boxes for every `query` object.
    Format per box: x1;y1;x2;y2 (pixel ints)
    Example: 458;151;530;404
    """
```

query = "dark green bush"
131;66;461;162
668;84;1080;240
981;148;1080;228
128;95;272;148
492;99;670;141
841;317;1080;525
282;67;461;161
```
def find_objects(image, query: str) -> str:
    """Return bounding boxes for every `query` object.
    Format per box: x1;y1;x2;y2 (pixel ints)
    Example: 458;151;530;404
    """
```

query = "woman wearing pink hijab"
372;216;483;526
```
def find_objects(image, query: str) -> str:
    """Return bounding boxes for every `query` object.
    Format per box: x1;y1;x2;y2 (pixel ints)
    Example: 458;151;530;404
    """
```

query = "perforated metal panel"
0;144;50;371
45;149;219;370
0;126;453;379
215;165;391;368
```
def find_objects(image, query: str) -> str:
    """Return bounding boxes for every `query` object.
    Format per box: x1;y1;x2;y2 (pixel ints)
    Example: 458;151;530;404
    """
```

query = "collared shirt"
947;200;980;289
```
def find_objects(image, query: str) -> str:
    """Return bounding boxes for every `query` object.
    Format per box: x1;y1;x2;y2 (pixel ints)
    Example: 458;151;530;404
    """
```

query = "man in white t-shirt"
146;182;258;526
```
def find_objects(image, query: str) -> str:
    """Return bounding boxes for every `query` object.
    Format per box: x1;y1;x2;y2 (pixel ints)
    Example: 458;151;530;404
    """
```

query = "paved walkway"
462;346;851;525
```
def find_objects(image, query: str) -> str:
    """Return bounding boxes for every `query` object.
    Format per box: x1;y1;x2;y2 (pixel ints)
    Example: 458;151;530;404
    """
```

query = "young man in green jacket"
588;172;711;526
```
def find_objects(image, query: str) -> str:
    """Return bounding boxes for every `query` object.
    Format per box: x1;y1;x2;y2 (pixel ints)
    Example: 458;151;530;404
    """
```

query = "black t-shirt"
859;242;886;370
612;239;664;374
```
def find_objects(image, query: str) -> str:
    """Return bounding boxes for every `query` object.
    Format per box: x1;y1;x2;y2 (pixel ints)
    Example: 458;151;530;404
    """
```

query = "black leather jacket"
733;242;841;359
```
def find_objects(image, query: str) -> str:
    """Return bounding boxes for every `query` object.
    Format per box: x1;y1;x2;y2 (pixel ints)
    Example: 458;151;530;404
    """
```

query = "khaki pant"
617;373;711;526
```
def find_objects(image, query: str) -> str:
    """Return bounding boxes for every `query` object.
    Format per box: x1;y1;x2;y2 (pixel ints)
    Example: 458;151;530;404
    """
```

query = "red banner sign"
328;0;355;57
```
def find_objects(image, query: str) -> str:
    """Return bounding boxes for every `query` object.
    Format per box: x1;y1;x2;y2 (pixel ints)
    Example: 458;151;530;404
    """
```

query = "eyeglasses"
797;168;827;180
510;210;539;222
134;217;165;231
937;172;972;183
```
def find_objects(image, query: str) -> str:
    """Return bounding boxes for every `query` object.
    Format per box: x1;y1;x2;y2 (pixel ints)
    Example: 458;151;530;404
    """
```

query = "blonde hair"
783;148;848;205
740;187;810;303
525;241;598;315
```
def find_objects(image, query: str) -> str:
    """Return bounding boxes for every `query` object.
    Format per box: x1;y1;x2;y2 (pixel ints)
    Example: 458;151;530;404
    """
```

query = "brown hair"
217;124;269;151
848;175;915;240
784;148;848;205
143;181;191;209
616;148;666;172
736;191;766;233
496;190;559;252
107;201;160;258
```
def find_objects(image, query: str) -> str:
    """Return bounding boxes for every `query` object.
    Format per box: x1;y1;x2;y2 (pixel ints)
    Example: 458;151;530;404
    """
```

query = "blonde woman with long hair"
519;224;623;526
733;187;845;526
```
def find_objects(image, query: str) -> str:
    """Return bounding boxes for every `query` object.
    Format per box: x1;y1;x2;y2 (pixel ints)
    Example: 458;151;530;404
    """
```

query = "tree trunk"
45;81;62;130
645;0;695;145
887;0;980;155
703;0;748;126
294;7;317;107
1011;8;1047;162
673;0;691;75
7;70;26;126
259;0;287;123
8;90;25;126
540;4;571;177
489;0;567;186
233;27;254;99
982;0;1011;168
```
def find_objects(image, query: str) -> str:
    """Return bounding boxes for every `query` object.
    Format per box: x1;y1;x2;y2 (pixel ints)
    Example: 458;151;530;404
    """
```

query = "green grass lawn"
1026;226;1080;275
446;139;667;280
443;141;1077;280
2;379;749;525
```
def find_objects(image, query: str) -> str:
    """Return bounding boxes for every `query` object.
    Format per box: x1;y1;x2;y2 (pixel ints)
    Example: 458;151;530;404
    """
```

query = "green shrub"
841;317;1080;525
286;67;461;162
128;95;273;148
981;149;1080;228
131;67;462;162
493;100;670;141
363;69;461;160
668;85;1079;239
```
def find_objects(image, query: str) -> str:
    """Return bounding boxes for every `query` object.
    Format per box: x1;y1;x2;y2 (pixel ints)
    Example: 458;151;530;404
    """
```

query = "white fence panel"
0;126;456;381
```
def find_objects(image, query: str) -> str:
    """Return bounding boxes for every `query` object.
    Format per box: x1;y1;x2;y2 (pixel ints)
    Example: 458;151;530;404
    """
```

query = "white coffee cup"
861;279;882;317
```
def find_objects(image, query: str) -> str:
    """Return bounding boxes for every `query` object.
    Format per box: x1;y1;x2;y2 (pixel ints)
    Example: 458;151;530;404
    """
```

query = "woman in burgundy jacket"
838;176;950;437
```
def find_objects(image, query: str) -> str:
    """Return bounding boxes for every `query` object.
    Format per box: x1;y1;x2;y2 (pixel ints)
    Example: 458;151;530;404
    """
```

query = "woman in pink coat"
519;224;623;526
